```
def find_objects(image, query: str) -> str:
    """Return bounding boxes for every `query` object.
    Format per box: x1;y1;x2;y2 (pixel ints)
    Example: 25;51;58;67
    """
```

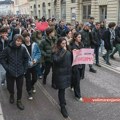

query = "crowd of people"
0;15;120;118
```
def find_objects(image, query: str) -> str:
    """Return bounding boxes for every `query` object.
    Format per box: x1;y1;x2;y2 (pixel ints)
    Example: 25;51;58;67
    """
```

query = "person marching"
70;32;84;102
0;27;9;85
22;32;41;100
52;37;72;118
40;28;57;88
102;22;116;65
0;34;29;110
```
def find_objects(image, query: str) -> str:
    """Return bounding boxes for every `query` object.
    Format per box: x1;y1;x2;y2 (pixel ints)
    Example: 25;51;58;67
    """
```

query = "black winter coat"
52;48;72;89
103;28;113;50
91;28;101;47
0;38;29;77
114;27;120;45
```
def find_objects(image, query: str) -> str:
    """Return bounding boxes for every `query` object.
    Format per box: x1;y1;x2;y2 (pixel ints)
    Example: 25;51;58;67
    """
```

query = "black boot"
61;106;68;118
9;94;14;104
89;68;96;73
16;100;24;110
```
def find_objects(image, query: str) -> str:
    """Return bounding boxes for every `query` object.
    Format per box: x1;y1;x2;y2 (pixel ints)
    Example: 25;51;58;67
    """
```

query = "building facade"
29;0;120;24
14;0;29;15
0;1;14;15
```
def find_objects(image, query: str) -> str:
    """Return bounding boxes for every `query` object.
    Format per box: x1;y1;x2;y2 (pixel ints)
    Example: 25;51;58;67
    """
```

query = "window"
61;0;66;19
38;5;40;8
30;6;32;9
71;0;76;3
100;6;107;21
34;4;36;8
83;5;91;20
48;3;50;6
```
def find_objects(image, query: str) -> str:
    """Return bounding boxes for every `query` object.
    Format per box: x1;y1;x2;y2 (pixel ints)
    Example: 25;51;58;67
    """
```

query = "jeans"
94;46;100;64
111;44;120;56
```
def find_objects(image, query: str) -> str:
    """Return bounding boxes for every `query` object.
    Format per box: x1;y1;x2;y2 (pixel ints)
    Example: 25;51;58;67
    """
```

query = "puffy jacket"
52;48;72;89
0;35;29;77
40;36;57;63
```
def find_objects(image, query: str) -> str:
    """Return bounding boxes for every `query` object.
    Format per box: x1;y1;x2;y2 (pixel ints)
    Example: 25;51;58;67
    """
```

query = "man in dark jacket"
56;20;66;38
80;22;96;73
0;26;9;85
110;25;120;59
91;22;101;67
40;28;57;87
0;34;29;110
102;22;116;65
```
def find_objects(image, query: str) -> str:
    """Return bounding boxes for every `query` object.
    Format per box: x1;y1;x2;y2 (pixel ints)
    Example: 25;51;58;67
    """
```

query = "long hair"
52;37;69;53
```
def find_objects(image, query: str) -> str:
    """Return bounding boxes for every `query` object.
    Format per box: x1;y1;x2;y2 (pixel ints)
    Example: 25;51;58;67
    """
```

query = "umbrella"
36;22;49;31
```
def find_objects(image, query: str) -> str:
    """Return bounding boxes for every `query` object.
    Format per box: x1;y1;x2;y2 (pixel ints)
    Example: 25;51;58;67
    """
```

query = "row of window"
30;2;50;9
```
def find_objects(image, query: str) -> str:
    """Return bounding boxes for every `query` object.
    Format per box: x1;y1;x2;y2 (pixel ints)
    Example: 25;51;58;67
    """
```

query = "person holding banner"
52;37;72;118
70;32;84;102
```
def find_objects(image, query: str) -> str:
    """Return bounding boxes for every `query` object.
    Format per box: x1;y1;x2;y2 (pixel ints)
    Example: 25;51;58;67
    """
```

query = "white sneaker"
39;76;42;79
28;93;33;100
32;87;36;93
75;97;83;102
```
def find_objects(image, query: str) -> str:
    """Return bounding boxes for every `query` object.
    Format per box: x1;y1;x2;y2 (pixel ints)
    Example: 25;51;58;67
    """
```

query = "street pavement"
0;53;120;120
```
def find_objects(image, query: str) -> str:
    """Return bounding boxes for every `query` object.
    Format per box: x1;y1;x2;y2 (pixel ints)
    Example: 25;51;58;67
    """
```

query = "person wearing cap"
80;22;97;74
0;34;29;110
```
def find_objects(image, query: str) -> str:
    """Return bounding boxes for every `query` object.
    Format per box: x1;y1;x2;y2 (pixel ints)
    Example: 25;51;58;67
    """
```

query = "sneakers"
9;94;14;104
39;76;42;79
28;92;33;100
95;64;101;67
75;97;83;102
71;87;74;91
17;100;24;110
61;107;68;118
1;82;5;86
89;68;96;73
32;87;36;93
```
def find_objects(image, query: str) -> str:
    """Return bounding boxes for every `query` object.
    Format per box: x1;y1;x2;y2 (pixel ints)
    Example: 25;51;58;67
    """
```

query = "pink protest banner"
72;48;94;66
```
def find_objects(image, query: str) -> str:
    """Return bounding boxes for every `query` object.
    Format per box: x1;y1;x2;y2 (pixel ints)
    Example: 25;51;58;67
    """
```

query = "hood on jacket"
9;34;24;48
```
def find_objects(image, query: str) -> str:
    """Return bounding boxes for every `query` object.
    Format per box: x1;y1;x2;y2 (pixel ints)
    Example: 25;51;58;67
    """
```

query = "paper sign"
72;48;94;66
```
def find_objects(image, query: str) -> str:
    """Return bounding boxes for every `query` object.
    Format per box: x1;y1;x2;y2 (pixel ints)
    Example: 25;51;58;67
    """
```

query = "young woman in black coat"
52;37;72;118
70;32;84;102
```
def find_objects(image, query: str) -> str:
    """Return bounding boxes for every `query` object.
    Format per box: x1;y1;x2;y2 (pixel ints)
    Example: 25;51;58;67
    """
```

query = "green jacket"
40;36;57;63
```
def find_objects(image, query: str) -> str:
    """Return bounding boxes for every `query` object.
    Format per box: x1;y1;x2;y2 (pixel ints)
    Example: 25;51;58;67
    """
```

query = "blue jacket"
22;42;41;68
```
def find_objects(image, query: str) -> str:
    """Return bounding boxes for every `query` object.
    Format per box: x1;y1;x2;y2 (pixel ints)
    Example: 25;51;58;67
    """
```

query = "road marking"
116;67;120;71
0;103;4;120
37;82;73;120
